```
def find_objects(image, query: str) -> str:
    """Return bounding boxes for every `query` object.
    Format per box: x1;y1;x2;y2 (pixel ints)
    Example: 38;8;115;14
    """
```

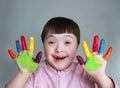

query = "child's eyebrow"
64;35;74;39
45;34;74;39
45;35;55;39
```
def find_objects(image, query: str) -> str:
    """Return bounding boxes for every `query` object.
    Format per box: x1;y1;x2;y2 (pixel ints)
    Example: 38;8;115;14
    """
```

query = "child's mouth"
54;56;66;61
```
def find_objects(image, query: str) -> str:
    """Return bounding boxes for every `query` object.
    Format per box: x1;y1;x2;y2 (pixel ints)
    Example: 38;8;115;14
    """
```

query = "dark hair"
41;17;80;45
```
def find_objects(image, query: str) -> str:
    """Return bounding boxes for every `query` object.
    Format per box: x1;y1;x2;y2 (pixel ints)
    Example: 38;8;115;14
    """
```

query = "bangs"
46;23;76;34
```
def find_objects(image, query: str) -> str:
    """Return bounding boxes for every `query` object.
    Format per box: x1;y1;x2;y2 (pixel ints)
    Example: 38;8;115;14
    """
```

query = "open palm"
77;35;112;77
8;36;42;73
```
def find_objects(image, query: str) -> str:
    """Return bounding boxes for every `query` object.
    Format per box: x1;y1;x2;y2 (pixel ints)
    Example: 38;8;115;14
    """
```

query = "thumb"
76;55;85;66
33;51;42;64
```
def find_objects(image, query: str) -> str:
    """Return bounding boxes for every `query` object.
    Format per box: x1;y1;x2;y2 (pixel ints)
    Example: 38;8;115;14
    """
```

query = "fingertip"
35;51;42;63
82;40;91;58
20;35;27;50
98;39;105;55
30;36;34;39
36;51;42;57
76;55;85;65
16;40;22;53
92;35;99;53
103;46;112;60
82;40;86;46
82;41;87;51
109;47;113;52
8;49;16;59
94;35;99;39
100;39;105;45
29;36;34;53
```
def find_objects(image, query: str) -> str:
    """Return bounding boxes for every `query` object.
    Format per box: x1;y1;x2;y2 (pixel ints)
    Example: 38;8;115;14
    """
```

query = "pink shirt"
24;61;118;88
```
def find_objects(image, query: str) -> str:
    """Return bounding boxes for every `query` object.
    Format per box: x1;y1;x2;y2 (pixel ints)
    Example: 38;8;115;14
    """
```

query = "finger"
92;35;99;53
98;39;105;55
103;47;112;60
34;52;42;64
8;49;16;59
16;40;22;53
20;36;27;50
82;41;91;58
28;36;34;53
76;55;85;65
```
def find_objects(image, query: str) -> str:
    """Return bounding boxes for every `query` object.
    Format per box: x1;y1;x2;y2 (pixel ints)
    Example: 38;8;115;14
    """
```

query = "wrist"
94;73;114;88
17;71;31;79
5;71;31;88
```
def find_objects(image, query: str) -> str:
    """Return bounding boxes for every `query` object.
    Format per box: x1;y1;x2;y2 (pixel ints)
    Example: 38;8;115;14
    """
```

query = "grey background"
0;0;120;87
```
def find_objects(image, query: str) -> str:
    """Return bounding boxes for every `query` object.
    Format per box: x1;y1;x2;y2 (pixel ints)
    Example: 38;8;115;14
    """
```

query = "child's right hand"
8;36;42;74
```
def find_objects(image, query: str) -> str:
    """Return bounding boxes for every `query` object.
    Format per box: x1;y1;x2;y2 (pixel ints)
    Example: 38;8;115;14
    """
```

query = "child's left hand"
76;35;112;77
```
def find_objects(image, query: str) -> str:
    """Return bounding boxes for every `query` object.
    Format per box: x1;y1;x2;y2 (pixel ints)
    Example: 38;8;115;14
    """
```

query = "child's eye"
48;41;55;45
65;41;71;45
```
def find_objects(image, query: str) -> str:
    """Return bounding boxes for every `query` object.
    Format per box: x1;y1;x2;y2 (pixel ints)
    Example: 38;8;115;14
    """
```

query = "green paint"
85;55;103;71
16;51;38;73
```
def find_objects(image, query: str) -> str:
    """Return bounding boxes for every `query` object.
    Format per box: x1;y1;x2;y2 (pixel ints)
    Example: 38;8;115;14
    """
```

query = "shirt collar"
45;61;75;76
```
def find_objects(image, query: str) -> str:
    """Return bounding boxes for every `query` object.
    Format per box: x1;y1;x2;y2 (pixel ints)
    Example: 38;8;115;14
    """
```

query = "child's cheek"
68;50;76;60
44;48;53;59
44;52;50;60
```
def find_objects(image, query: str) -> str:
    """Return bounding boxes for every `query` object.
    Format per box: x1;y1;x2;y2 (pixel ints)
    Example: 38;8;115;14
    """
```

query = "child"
5;17;118;88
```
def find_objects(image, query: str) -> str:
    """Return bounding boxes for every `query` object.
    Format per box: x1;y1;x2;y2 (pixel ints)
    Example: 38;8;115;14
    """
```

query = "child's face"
44;32;78;71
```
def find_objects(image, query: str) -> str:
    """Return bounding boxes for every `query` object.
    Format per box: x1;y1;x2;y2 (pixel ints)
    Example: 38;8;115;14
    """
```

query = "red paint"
103;47;112;60
21;36;27;50
8;49;16;59
92;35;99;53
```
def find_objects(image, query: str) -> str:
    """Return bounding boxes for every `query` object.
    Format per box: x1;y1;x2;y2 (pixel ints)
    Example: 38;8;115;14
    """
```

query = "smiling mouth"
54;56;67;61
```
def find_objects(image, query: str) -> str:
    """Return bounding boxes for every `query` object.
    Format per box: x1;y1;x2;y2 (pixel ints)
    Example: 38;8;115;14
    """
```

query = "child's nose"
55;44;63;53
